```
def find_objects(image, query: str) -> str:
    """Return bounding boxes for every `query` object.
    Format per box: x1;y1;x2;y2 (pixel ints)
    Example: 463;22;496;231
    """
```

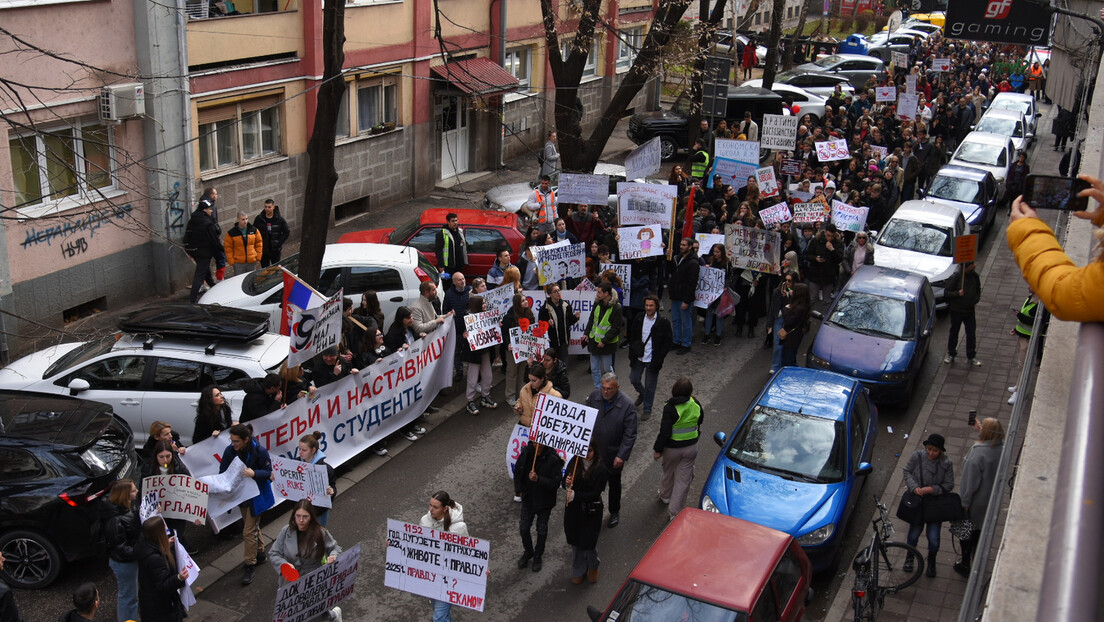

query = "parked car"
481;162;632;218
0;305;288;445
920;165;1000;237
700;367;877;571
866;29;929;62
948;131;1017;201
974;108;1033;154
587;509;813;621
627;86;786;160
745;69;856;99
337;209;524;279
986;92;1041;135
806;266;937;404
714;31;768;66
199;243;440;329
0;390;140;589
872;200;966;306
794;54;888;87
738;81;828;124
882;19;943;35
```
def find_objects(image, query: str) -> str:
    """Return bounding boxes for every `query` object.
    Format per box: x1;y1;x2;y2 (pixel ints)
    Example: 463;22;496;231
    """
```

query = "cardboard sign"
385;521;489;612
694;266;727;309
792;202;829;224
726;224;781;274
954;234;978;263
876;86;897;102
533;242;586;285
617;225;664;260
871;145;888;161
892;51;909;69
508;326;548;364
270;457;332;509
141;475;210;522
599;263;632;308
831;200;870;233
897;93;919;120
288;289;344;368
714;138;760;163
780;158;804;176
521;290;592;356
905;74;917;94
464;310;503;351
624;136;662;180
557;173;609;206
617;183;677;227
274;544;360;622
482;285;514;319
710;158;759;191
760;114;799;150
695;233;726;256
759;202;793;227
529;393;599;457
815;139;850;162
756;167;780;198
932;58;952;72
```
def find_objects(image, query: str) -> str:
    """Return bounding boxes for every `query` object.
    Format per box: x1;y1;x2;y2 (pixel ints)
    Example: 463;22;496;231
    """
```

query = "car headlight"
797;524;835;546
880;371;910;382
701;494;720;513
806;352;831;369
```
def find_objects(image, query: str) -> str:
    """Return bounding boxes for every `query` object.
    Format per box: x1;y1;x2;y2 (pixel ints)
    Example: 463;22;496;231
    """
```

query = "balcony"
186;1;303;70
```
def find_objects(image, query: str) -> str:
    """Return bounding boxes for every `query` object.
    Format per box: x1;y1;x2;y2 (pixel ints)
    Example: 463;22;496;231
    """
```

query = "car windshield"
726;406;846;483
878;219;955;257
827;291;916;340
43;337;116;379
977;116;1022;138
389;218;422;244
928;176;983;204
991;99;1029;116
813;55;843;69
955;142;1006;167
245;254;299;295
776;70;798;82
606;580;748;622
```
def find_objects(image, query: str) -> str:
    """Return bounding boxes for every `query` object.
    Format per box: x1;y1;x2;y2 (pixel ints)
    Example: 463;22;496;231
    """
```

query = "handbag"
922;492;966;523
896;490;924;525
716;288;739;318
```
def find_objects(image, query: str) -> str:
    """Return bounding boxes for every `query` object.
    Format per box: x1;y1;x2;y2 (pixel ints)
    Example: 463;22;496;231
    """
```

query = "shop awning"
432;58;520;96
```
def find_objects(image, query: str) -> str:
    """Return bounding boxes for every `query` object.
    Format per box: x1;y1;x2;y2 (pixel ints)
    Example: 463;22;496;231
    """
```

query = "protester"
254;199;290;268
193;384;236;444
538;282;579;360
60;582;98;622
563;441;609;585
135;517;188;621
287;432;337;525
442;272;471;381
902;433;955;578
627;295;672;422
585;372;637;528
269;500;343;621
218;423;274;585
701;244;730;344
420;491;467;622
540;347;571;399
944;261;982;367
462;295;498;415
956;418;1004;578
779;282;811;367
141;421;185;465
103;479;140;622
514;439;564;573
240;373;283;422
668;238;699;354
502;293;536;405
311;346;355;389
652;378;704;522
487;248;514;288
583;283;623;390
140;441;197;554
766;272;797;374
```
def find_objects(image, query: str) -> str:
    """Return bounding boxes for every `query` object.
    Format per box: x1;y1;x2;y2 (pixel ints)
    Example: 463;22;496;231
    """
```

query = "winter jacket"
442;285;471;336
653;395;704;452
563;457;609;550
583;300;622;354
584;388;638;466
514;441;565;511
224;224;264;265
538;297;578;354
1006;212;1104;322
546;359;571;400
668;254;700;303
944;269;982;314
269;525;342;579
240;378;280;423
104;503;141;563
134;539;185;622
183;206;222;261
218;436;273;516
959;440;1002;525
780;303;809;349
420;502;468;536
254;210;290;254
903;449;955;499
805;232;844;286
192;403;234;445
516;381;562;427
844;240;876;274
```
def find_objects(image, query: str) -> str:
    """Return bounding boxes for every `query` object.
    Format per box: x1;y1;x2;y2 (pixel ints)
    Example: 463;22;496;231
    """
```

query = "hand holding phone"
968;409;977;427
1023;174;1091;211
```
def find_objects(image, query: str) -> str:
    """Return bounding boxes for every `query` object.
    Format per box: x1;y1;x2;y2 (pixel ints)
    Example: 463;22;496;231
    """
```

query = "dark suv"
0;390;139;589
627;86;785;160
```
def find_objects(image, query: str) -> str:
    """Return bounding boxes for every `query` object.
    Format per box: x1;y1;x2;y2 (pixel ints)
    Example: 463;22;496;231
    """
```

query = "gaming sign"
945;0;1054;46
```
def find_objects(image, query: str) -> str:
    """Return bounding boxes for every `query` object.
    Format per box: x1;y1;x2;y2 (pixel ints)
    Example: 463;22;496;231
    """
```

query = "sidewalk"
822;98;1064;621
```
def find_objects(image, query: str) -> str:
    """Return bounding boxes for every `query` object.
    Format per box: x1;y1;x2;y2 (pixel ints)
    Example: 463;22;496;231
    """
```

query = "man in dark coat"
184;187;225;303
805;224;844;306
668;237;700;354
627;295;673;421
310;347;355;388
513;441;564;573
240;373;282;423
584;373;638;528
434;213;468;281
254;199;290;267
442;272;471;380
944;261;982;367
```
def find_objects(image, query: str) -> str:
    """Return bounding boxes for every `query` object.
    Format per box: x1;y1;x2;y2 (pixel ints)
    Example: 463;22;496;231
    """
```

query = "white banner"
288;290;344;368
557;173;609;206
529;393;599;457
508;326;548;364
617;225;664;260
482;285;514;319
875;86;897;102
792;202;829;224
599;263;632;308
270;457;332;509
831;200;870;232
905;74;917;95
385;520;489;612
197;457;259;521
141;475;210;523
897;93;919;120
892;51;909;69
464;310;503;351
624;136;662;180
760;114;799;150
273;544;360;622
174;539;199;611
756;167;780;198
759;202;793;227
694;266;726;309
616;183;677;227
695;233;726;256
815;139;850;162
714;138;760;163
932;58;952;72
533;242;586;285
726;224;781;274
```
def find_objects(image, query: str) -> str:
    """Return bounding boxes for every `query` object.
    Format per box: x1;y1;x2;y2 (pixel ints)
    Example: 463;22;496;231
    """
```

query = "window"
0;448;43;482
617;27;644;70
407;228;438;253
465;228;509;254
71;356;147;390
8;119;115;211
561;37;600;77
356;74;399;132
198;96;282;172
504;47;532;90
149;358;203;392
203;364;252;392
771;550;805;609
343;266;404;294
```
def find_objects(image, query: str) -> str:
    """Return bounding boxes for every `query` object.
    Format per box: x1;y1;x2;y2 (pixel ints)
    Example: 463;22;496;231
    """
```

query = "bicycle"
851;495;925;621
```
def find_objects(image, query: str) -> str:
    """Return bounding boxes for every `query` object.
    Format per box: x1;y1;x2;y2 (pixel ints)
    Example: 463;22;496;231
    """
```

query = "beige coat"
515;381;562;427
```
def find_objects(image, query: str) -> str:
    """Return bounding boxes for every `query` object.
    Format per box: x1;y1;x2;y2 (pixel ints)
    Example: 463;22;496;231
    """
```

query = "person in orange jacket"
224;211;264;277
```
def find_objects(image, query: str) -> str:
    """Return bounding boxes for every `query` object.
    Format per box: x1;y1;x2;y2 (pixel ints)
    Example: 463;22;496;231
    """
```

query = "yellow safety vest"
671;398;702;442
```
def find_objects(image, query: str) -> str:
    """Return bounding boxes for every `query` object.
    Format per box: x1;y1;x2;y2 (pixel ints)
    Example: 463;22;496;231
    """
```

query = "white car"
873;201;966;307
737;81;828;123
482;162;644;214
948;132;1017;201
973;108;1033;154
744;70;856;99
986;92;1041;135
714;32;768;66
0;305;287;444
199;243;442;329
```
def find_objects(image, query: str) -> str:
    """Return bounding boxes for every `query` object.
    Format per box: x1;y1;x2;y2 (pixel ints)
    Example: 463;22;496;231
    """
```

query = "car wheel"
0;529;63;589
660;136;678;161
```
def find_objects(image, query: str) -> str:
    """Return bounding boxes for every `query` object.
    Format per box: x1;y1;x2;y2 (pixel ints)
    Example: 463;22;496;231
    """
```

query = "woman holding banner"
291;432;336;526
141;441;198;555
502;294;535;407
702;244;730;346
420;491;468;622
269;500;343;621
135;516;188;622
193;385;235;444
563;441;609;584
462;295;498;416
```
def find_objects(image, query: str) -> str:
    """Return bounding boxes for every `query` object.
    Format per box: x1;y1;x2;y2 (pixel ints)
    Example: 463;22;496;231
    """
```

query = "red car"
588;508;813;621
338;209;524;278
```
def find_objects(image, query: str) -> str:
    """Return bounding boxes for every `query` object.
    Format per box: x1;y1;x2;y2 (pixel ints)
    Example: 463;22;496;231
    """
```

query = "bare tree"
760;0;787;89
784;0;811;71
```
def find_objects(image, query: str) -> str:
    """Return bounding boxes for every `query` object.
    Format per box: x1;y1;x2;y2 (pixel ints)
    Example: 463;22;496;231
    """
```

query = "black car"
117;303;271;342
0;390;139;589
918;165;1000;238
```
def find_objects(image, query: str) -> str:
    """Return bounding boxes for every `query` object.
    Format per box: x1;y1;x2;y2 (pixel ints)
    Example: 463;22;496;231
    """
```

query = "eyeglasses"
857;236;868;240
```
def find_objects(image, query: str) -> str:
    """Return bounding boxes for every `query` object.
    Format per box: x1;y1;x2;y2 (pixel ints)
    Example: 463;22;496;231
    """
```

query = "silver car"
873;201;966;307
973;108;1033;154
986;92;1041;135
948;132;1017;202
795;54;888;88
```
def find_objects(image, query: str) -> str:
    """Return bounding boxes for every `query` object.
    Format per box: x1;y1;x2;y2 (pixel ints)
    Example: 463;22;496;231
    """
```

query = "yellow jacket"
224;224;264;265
516;381;562;428
1006;211;1104;322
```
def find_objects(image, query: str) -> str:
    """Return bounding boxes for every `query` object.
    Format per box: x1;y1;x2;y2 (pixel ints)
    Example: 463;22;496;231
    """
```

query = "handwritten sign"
270;457;332;509
954;234;978;264
574;278;596;292
617;225;664;260
529;393;599;457
617;183;677;226
714;138;760;163
385;521;489;612
624;136;662;180
876;86;897;102
694;266;727;309
710;158;760;191
726;224;781;274
288;289;344;368
141;475;210;522
759;202;793;227
780;158;803;176
871;145;888;161
599;263;632;308
761;114;799;150
533;242;585;285
897;93;919;120
932;58;952;72
905;74;917;94
508;326;548;363
695;233;726;256
482;285;514;319
557;173;609;206
815;139;851;162
274;544;360;622
831;200;870;233
521;290;592;356
464;311;503;350
792;202;829;224
892;51;909;69
756;167;780;198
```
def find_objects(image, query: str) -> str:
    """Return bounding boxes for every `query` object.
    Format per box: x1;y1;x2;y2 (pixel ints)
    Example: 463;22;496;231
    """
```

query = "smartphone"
1023;175;1091;211
968;409;977;427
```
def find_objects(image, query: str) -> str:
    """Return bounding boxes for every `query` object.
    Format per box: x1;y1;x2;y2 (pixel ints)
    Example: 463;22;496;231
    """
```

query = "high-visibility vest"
691;150;710;180
1015;297;1037;337
671;398;702;442
440;227;454;266
531;188;556;224
589;303;618;344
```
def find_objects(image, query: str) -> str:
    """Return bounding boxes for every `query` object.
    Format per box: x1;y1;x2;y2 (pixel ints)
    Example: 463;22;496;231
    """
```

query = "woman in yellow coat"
224;211;265;276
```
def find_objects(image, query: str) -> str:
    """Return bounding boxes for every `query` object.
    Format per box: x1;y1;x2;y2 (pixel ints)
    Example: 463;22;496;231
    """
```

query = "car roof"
768;83;826;100
629;508;793;611
112;331;287;361
991;92;1033;104
891;199;963;226
933;165;994;183
728;86;784;101
322;242;417;267
845;265;927;301
980;108;1026;122
418;208;518;228
0;390;114;445
827;53;884;64
959;131;1013;148
758;367;858;419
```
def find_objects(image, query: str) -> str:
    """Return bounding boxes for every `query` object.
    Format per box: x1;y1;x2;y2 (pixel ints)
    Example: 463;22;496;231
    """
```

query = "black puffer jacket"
104;503;140;563
135;539;185;622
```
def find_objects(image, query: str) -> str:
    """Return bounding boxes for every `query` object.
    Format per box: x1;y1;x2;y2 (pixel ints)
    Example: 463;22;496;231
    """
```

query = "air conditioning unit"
99;83;145;123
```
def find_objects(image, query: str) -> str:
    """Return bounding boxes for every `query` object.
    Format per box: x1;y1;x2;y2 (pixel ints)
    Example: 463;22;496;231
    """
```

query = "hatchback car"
806;266;936;404
873;200;966;306
199;243;440;329
795;54;888;87
920;165;1000;237
337;209;524;279
588;509;812;621
948;132;1016;201
746;69;856;99
0;390;140;589
700;367;877;571
986;92;1041;135
866;29;929;62
0;305;288;445
974;108;1033;154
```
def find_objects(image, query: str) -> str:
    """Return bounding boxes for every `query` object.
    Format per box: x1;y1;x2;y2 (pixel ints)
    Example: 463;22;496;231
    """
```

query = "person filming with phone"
1009;173;1104;322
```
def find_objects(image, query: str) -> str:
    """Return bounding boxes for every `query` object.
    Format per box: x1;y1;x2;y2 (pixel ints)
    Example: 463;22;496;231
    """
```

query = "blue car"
700;367;877;572
806;265;937;404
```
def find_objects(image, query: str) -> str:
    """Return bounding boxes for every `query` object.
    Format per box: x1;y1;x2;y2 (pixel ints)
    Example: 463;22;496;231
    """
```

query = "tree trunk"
737;0;762;31
783;0;811;71
760;0;786;89
297;2;346;288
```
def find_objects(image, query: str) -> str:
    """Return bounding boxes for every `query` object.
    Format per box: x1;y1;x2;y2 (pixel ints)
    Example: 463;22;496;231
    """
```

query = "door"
440;95;469;179
63;355;149;440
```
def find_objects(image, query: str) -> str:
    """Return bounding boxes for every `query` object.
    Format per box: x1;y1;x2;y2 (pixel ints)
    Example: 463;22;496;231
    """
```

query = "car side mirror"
1035;112;1042;117
714;431;728;448
811;310;824;320
856;462;873;476
68;378;90;395
969;124;976;131
916;188;926;198
587;605;602;621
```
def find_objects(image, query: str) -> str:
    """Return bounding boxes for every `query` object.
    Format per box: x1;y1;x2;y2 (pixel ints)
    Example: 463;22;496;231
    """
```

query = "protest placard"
932;58;952;72
892;51;909;69
792;202;828;224
288;290;344;368
557;173;609;206
815;139;851;162
780;158;803;176
617;183;677;226
574;279;596;292
533;242;585;285
508;326;548;363
876;86;897;102
726;224;781;274
897;93;919;120
789;190;814;202
482;285;514;319
521;289;592;356
831;200;870;232
871;145;888;161
617;225;664;260
714;138;760;163
760;114;799;150
197;457;260;519
710;158;760;190
756;167;780;198
141;474;210;522
759;202;792;227
529;393;599;457
599;263;632;308
695;233;726;256
386;521;489;612
694;266;727;309
464;311;502;350
270;457;332;509
274;544;360;622
624;136;662;180
506;423;570;480
905;74;917;94
174;539;199;611
139;489;161;524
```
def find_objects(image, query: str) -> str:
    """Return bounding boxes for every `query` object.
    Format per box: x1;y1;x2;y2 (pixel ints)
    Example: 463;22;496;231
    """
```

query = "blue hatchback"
700;367;877;572
806;265;937;404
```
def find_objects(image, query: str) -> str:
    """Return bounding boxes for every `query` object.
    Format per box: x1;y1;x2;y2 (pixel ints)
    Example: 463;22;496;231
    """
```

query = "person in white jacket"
269;500;343;620
420;491;468;622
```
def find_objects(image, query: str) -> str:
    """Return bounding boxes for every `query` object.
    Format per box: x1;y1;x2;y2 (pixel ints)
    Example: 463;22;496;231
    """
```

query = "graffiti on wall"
20;204;134;249
167;181;185;236
60;238;88;259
